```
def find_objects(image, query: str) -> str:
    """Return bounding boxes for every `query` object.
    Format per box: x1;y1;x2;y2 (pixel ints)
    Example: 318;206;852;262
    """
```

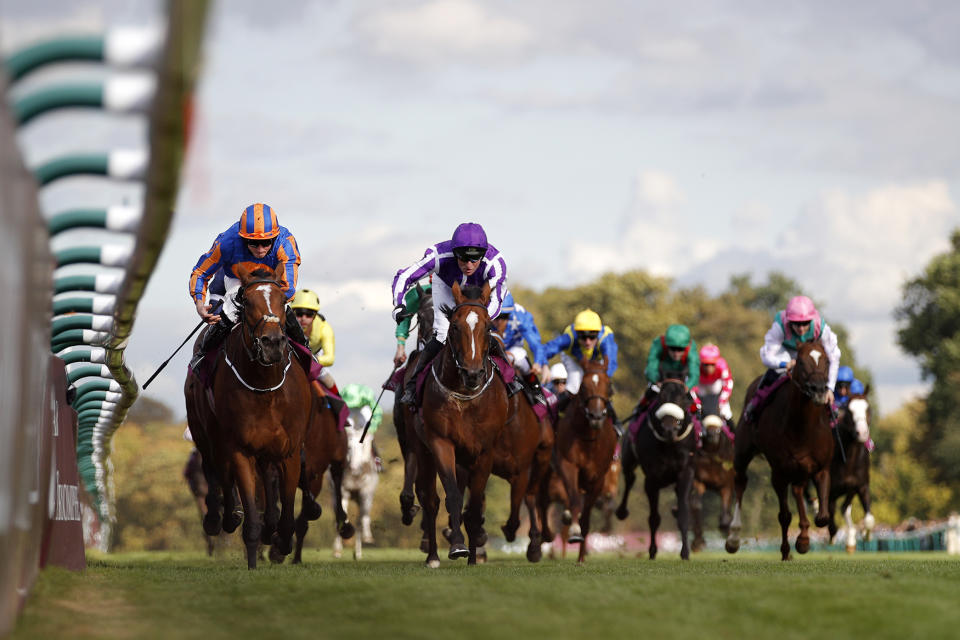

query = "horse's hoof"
222;512;242;534
567;524;583;544
476;549;487;564
441;527;454;543
562;510;573;526
203;513;223;536
302;499;322;521
691;539;704;553
426;558;440;569
501;524;517;543
473;529;488;548
362;535;374;545
272;532;293;557
526;543;543;563
333;550;342;559
448;544;469;560
725;539;740;554
269;545;286;564
795;537;810;554
814;515;830;528
339;522;356;540
615;506;629;521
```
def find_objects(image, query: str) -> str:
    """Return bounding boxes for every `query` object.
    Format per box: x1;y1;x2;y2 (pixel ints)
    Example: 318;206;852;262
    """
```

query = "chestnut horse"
725;340;834;560
550;357;618;563
826;390;875;552
616;379;696;560
184;264;312;568
541;456;619;559
690;393;735;551
291;393;354;564
416;282;509;566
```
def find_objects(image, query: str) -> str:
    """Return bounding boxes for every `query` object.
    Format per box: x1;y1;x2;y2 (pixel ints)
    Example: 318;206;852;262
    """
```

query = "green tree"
895;229;960;489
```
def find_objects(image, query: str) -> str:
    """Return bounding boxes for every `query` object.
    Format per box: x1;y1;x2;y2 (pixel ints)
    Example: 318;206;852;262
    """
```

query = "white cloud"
358;0;535;63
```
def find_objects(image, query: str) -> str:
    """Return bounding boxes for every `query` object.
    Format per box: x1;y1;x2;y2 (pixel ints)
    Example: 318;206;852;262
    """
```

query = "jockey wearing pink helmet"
696;343;734;422
758;294;841;402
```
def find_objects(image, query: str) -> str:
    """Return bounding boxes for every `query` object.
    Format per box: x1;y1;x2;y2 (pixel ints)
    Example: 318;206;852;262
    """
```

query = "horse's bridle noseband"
237;278;287;367
445;300;493;389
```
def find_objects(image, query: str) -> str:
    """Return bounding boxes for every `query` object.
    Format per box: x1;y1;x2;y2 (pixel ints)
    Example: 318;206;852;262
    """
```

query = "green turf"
12;550;960;640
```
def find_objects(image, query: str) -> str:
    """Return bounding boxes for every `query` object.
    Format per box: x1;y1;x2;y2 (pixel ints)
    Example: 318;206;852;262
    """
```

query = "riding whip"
142;301;223;390
360;360;403;444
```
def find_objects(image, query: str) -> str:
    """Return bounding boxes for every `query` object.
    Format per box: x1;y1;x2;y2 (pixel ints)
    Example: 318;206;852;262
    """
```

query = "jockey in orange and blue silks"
188;203;305;371
391;222;520;404
495;292;546;378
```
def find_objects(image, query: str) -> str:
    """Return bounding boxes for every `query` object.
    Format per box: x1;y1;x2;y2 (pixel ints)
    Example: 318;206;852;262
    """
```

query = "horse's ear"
273;263;285;283
481;281;491;306
235;263;252;284
863;384;871;397
452;281;464;304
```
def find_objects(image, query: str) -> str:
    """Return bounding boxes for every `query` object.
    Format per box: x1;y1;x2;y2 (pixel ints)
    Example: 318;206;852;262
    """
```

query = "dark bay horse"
395;283;433;527
549;357;618;563
826;390;875;552
691;393;735;551
725;340;834;560
616;379;696;560
184;264;312;569
416;282;509;567
291;391;354;564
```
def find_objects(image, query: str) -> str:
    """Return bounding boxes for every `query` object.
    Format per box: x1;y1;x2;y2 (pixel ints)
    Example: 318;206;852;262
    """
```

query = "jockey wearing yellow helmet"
541;308;620;428
188;203;305;371
291;288;339;394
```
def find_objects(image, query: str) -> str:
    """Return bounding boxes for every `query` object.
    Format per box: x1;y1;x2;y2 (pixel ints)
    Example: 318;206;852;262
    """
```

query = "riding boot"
189;318;233;372
742;368;780;424
400;337;443;405
285;307;309;347
606;399;623;438
527;372;546;405
488;338;524;397
625;384;658;425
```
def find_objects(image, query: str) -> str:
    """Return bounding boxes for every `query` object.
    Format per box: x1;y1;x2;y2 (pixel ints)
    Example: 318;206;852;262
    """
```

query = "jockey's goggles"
246;238;274;248
578;332;599;341
454;247;484;262
294;309;316;318
789;321;811;333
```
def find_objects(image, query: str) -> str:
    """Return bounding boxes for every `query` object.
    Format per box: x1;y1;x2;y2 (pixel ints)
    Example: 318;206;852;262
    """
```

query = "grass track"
13;549;960;640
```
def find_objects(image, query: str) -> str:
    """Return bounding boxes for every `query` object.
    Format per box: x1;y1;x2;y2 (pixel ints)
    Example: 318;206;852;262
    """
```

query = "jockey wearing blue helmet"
836;365;855;408
391;222;520;405
494;291;546;378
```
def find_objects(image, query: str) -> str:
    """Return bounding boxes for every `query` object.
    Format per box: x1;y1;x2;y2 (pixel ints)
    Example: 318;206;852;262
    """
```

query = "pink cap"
699;343;720;364
785;295;817;322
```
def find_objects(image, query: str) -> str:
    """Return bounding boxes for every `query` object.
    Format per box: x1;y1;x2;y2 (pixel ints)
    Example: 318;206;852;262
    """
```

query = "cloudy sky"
5;0;960;418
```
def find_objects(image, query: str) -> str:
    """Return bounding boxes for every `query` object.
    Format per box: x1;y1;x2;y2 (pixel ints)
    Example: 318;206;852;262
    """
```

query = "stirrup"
506;379;523;398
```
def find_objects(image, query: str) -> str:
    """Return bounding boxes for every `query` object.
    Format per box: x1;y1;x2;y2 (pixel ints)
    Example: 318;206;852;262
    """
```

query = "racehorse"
184;264;312;568
395;283;433;528
415;282;509;567
690;393;735;551
826;389;875;552
183;448;217;556
549;357;618;563
333;408;380;560
725;340;835;560
616;378;696;560
291;389;354;564
541;456;620;559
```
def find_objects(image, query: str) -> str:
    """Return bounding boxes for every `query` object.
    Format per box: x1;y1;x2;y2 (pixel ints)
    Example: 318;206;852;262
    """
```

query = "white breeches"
507;345;531;375
561;353;584;394
430;280;455;342
218;274;241;323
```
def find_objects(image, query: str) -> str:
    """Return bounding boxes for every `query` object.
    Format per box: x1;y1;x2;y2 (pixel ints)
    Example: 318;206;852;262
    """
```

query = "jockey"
188;203;304;371
632;324;700;420
835;365;855;408
291;288;339;394
541;308;620;427
391;222;522;405
393;278;432;368
546;362;568;396
696;343;734;422
745;295;841;421
341;383;384;471
493;291;545;378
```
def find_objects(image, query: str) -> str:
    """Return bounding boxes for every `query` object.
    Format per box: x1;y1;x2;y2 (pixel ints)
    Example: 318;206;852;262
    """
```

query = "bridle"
443;300;493;391
236;277;288;367
646;379;694;443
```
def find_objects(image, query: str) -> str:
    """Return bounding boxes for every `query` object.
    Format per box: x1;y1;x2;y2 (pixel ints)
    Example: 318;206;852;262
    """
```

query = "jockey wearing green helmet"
646;324;700;390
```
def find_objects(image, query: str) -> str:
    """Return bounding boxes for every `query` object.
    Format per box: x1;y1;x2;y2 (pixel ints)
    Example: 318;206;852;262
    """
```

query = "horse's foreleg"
577;484;603;564
415;444;441;568
813;468;831;528
827;494;840;543
273;453;300;560
676;467;694;560
502;469;529;543
841;494;857;552
233;453;261;569
772;473;792;561
645;478;661;560
465;455;494;563
431;439;468;560
859;483;875;541
201;461;225;536
718;479;734;536
615;459;636;521
725;441;754;554
690;481;705;553
558;459;584;543
524;491;543;563
330;462;355;540
400;439;420;526
361;485;376;544
259;462;279;547
791;482;811;555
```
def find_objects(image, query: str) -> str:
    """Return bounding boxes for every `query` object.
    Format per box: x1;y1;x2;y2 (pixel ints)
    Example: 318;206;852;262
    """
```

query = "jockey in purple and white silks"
391;222;519;405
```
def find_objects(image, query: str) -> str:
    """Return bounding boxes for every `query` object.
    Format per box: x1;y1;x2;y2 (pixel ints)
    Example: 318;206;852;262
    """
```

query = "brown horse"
826;390;875;552
541;456;619;559
550;357;618;563
690;394;735;551
416;282;509;567
184;264;312;569
291;390;355;564
395;283;433;528
183;448;217;556
616;378;696;560
725;340;834;560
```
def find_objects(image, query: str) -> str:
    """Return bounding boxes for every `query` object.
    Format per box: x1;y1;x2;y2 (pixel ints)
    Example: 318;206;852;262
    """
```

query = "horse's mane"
248;266;275;280
658;378;689;404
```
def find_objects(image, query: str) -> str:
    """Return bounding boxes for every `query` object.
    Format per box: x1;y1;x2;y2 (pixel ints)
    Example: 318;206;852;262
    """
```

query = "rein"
237;277;285;366
647;411;695;443
224;346;293;393
431;361;496;401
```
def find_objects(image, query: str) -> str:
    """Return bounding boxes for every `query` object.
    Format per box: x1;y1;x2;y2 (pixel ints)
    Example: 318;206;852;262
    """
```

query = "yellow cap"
573;309;602;332
290;289;320;311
